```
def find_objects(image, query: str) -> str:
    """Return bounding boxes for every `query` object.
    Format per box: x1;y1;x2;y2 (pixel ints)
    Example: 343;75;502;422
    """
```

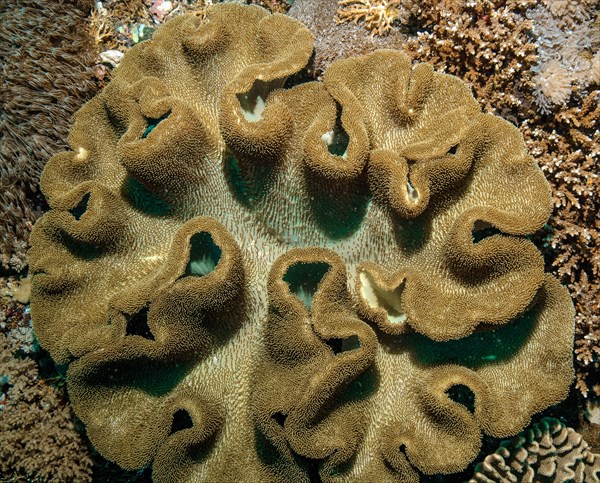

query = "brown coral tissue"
28;4;576;482
0;0;98;271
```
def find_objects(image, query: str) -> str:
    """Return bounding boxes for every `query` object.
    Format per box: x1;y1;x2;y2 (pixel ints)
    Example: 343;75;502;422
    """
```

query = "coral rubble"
28;4;576;481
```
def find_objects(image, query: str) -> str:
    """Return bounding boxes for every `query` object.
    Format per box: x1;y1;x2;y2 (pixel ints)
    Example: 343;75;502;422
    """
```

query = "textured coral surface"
29;4;575;482
469;417;600;483
0;0;98;271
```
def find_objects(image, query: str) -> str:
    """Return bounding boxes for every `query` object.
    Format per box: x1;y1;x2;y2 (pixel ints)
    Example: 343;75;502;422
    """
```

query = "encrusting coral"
468;417;600;482
0;0;98;271
29;3;575;482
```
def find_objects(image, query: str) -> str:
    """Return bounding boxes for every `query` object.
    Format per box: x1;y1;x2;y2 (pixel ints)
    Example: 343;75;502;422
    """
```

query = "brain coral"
469;417;600;482
28;3;575;482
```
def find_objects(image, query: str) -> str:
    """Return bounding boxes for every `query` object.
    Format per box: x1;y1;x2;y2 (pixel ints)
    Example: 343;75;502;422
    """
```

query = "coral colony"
23;2;585;480
1;0;598;481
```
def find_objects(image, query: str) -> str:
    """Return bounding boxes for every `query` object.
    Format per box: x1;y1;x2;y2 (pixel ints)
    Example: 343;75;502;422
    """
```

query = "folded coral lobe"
29;3;574;482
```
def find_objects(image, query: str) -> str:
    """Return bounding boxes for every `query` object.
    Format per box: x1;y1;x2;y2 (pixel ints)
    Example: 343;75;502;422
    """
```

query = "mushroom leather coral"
28;4;575;482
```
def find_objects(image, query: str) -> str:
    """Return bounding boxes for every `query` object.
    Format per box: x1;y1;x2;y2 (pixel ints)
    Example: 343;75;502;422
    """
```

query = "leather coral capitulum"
28;3;574;482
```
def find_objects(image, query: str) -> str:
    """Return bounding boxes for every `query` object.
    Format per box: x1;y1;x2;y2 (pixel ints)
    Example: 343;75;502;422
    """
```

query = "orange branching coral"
88;6;119;50
29;4;575;481
336;0;416;36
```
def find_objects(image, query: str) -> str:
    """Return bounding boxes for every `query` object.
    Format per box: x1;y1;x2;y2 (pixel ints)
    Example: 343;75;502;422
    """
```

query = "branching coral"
0;0;98;271
404;0;538;117
469;417;600;482
29;4;575;481
541;0;598;24
523;89;600;398
336;0;417;36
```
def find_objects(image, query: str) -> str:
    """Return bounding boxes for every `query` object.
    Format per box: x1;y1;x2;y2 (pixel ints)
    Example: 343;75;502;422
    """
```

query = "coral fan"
29;4;575;481
0;0;98;271
469;417;600;482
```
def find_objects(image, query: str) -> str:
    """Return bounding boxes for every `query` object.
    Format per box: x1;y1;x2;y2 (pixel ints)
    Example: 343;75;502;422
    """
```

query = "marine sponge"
29;3;575;481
